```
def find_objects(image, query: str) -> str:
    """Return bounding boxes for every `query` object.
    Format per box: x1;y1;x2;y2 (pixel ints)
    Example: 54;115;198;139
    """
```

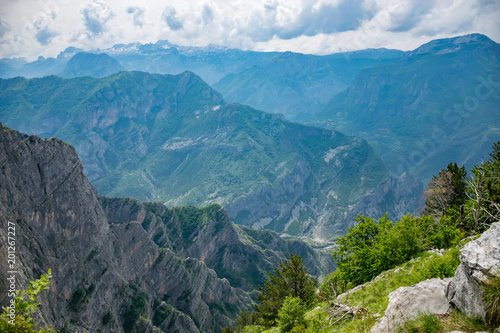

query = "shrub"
419;215;464;249
332;215;424;286
321;270;349;299
0;270;56;333
414;247;460;282
243;325;264;333
278;297;306;333
289;324;307;332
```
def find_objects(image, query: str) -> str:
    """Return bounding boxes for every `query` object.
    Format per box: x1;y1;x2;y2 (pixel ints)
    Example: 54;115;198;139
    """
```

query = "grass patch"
441;309;490;333
482;273;500;327
396;312;443;333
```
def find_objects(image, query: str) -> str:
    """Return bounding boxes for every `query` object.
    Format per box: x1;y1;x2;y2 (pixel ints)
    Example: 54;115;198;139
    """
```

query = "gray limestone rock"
100;197;335;292
446;223;500;320
371;278;452;333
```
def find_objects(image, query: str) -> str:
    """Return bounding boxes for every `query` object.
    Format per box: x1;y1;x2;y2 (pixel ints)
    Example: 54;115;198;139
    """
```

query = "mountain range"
0;71;420;240
1;35;496;178
312;34;500;182
0;40;403;121
212;49;403;120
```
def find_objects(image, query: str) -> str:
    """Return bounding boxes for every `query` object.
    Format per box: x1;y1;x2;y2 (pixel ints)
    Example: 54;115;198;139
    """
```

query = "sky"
0;0;499;60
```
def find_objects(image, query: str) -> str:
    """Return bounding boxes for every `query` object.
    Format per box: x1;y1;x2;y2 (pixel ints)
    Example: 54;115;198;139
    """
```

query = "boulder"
371;278;452;333
446;222;500;319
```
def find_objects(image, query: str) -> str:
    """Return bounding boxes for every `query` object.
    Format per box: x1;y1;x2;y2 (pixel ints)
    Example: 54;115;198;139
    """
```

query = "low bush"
278;296;306;332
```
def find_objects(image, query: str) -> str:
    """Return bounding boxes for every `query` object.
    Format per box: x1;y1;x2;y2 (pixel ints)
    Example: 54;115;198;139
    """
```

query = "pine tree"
447;162;468;209
424;163;467;216
255;254;317;327
424;169;453;216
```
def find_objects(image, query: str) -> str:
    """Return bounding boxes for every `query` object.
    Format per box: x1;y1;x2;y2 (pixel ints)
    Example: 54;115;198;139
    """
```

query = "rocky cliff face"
0;124;336;332
0;125;252;332
100;198;335;292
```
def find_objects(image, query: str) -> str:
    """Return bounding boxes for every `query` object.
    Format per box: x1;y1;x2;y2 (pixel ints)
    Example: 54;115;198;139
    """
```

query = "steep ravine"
100;197;335;292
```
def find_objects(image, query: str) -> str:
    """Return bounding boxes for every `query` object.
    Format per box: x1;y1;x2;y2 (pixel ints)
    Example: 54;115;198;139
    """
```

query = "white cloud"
126;6;145;27
0;17;11;40
33;11;58;45
80;0;114;37
162;7;183;31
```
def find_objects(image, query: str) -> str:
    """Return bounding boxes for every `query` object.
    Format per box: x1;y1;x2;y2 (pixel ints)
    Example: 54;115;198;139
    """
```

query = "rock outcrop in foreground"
446;222;500;319
372;222;500;332
371;278;451;333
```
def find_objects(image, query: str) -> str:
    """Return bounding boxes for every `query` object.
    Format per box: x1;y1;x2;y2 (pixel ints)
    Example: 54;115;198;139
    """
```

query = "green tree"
332;215;391;285
278;296;306;332
255;254;317;327
418;215;463;249
447;162;468;209
234;310;259;332
333;215;425;286
423;163;467;217
0;270;55;333
424;169;453;216
374;215;424;269
320;269;349;300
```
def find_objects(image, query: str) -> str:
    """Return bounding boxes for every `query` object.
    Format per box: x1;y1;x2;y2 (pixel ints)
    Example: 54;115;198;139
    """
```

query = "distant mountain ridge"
213;49;403;120
0;46;84;78
59;52;124;78
312;33;500;182
408;33;493;56
0;71;420;239
0;39;403;120
4;35;493;124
